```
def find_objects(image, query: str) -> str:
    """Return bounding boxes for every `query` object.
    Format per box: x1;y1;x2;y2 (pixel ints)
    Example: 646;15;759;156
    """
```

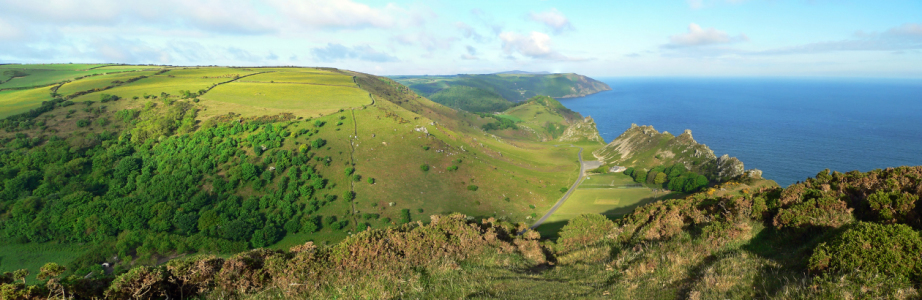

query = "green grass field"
244;71;356;86
0;243;91;276
536;172;683;238
0;88;53;118
200;82;370;118
56;70;159;96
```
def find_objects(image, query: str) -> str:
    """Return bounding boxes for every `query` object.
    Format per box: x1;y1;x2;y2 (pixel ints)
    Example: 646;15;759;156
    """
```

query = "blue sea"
558;77;922;187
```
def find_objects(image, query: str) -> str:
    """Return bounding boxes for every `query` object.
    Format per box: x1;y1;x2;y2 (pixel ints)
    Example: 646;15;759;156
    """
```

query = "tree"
12;269;28;284
37;263;65;280
344;167;354;176
352;174;362;182
633;169;647;183
653;172;667;185
343;191;354;201
311;138;326;149
420;164;430;172
367;177;375;184
399;209;411;224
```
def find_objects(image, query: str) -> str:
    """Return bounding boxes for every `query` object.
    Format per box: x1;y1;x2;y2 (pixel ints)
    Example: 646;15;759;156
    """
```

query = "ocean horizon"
559;77;922;187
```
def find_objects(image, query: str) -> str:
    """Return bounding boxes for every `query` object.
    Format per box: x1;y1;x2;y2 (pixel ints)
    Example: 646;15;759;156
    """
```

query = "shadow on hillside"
533;192;686;240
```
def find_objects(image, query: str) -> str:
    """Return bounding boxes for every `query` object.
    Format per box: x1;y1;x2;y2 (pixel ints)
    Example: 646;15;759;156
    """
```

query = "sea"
558;77;922;187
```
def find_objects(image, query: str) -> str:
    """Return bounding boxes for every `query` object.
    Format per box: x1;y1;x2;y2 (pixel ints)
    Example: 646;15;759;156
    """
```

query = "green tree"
420;164;430;172
12;269;28;284
653;172;667;185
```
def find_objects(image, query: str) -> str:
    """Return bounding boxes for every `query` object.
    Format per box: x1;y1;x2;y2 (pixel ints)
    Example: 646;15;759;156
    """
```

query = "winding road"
528;146;588;230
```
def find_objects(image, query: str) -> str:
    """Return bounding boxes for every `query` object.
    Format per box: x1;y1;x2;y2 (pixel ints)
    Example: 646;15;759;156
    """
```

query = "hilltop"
391;73;611;113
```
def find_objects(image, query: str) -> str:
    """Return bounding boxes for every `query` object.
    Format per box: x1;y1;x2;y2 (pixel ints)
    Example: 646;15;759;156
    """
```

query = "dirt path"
528;145;587;231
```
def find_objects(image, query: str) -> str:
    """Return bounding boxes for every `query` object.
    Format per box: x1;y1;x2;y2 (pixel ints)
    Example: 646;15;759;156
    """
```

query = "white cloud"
0;17;21;40
664;23;748;48
271;0;398;29
310;43;398;63
529;8;573;33
886;23;922;38
750;23;922;56
393;32;455;52
500;31;577;61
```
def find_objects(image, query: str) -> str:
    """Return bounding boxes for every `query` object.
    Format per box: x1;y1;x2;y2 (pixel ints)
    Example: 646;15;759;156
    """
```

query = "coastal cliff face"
593;124;757;182
558;116;604;144
557;73;612;98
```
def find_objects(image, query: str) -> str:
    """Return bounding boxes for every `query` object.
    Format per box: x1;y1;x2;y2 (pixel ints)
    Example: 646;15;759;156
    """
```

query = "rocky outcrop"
593;124;755;183
558;116;604;144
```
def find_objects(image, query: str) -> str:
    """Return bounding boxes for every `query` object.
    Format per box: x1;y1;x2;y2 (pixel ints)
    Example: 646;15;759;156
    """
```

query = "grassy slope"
0;66;593;274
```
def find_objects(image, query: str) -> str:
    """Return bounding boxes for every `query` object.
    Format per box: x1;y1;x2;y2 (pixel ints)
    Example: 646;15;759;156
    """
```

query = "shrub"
447;165;458;171
423;146;430;150
367;177;375;184
420;164;429;172
313;120;325;127
559;187;568;193
76;119;91;127
399;209;411;224
381;217;391;224
344;167;354;176
417;208;423;213
362;213;380;220
467;185;479;191
557;214;618;254
810;222;922;279
352;174;362;182
343;191;354;201
311;138;326;149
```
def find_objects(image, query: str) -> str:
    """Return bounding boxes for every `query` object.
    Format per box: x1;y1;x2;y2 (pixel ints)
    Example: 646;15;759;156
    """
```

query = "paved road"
528;146;587;230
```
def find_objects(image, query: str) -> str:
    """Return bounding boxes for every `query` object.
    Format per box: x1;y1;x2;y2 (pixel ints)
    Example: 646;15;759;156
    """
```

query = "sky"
0;0;920;77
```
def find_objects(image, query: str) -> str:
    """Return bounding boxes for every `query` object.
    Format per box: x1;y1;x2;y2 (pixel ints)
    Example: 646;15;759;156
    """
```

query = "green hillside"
392;73;611;113
0;66;589;281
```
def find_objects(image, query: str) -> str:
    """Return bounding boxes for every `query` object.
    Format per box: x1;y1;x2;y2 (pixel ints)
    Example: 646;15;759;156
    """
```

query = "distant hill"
391;73;611;113
491;70;552;75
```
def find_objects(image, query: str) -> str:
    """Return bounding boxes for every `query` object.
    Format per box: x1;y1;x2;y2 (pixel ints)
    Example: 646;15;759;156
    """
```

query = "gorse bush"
810;222;922;279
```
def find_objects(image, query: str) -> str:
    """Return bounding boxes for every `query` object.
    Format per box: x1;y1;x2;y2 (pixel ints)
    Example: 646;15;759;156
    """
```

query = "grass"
243;72;356;86
199;82;370;118
0;87;54;118
55;70;160;96
536;172;684;238
0;243;91;276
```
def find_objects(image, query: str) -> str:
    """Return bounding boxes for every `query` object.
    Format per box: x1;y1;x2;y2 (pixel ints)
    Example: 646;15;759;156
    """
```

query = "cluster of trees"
478;114;518;131
0;101;355;276
623;164;709;193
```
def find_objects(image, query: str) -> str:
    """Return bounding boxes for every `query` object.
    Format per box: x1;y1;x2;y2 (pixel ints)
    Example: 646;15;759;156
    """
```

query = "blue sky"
0;0;919;77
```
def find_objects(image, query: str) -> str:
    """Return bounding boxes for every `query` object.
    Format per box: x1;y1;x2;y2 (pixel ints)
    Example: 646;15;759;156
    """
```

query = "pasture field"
0;243;90;277
56;70;160;96
0;64;107;70
0;69;112;89
579;172;640;188
164;67;258;78
199;82;370;118
536;172;684;238
0;88;53;118
69;76;233;102
244;72;356;86
89;65;161;72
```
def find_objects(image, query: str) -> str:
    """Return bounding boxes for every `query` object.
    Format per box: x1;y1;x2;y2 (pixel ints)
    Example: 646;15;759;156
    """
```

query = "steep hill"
594;124;761;182
391;73;611;113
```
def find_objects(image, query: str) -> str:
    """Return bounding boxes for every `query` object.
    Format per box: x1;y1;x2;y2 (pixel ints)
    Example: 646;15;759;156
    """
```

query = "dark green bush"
809;222;922;279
